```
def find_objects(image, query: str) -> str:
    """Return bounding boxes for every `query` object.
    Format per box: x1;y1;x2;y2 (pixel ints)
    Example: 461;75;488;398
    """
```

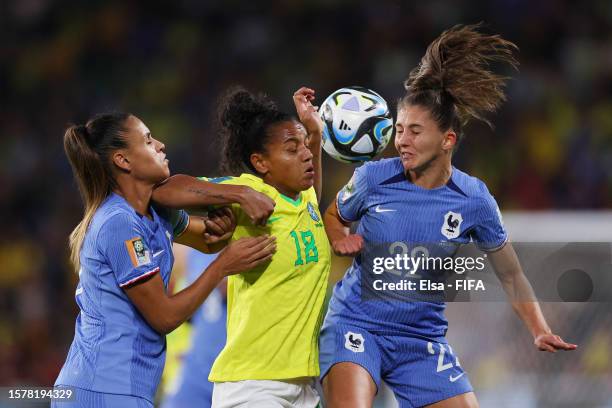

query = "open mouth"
305;166;315;176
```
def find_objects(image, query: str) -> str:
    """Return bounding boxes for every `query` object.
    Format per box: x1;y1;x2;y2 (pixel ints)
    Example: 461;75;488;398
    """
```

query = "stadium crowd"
1;1;610;405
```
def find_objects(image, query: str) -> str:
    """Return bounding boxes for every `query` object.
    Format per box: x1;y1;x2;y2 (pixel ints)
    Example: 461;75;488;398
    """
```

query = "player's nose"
302;146;313;161
396;131;413;147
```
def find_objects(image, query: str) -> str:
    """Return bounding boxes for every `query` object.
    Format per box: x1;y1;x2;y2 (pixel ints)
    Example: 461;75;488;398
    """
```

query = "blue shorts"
51;387;153;408
319;321;473;408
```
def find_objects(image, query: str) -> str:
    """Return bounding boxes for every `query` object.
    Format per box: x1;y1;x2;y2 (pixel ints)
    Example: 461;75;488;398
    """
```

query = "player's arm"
293;87;323;201
125;235;276;335
325;166;368;257
174;208;236;254
488;243;578;352
324;198;364;257
152;174;274;226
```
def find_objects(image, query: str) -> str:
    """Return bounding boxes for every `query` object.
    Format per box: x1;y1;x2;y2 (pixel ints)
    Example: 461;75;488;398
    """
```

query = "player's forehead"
396;104;434;127
124;115;151;138
268;120;307;143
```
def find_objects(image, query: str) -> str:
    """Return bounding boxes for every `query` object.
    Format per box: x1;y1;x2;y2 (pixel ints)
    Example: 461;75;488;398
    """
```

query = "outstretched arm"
125;235;276;335
153;174;274;226
293;87;323;201
488;243;577;352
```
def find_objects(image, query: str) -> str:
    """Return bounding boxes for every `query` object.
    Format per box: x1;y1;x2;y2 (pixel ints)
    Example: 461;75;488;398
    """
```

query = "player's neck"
274;185;300;200
262;176;300;200
113;177;154;218
407;158;452;190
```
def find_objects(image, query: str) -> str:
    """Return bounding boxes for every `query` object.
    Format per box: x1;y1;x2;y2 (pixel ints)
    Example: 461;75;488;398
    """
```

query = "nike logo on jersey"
152;249;165;258
449;372;465;383
374;205;396;213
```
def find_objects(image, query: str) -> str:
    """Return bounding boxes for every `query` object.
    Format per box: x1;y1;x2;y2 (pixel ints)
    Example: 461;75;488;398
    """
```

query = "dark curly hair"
400;23;519;147
217;87;294;175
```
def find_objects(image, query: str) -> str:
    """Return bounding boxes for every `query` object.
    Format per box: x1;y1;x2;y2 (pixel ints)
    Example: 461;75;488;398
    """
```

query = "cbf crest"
441;211;463;239
307;202;320;222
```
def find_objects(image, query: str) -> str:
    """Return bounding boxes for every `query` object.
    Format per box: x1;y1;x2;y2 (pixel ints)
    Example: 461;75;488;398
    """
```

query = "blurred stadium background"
1;1;611;407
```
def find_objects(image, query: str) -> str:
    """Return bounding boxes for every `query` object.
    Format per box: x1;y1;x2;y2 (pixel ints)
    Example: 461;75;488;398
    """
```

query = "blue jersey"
55;193;188;403
326;158;507;341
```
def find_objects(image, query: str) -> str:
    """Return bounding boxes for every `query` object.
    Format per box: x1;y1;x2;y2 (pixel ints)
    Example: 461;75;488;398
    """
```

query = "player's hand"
332;234;364;257
293;87;323;136
202;207;236;244
215;235;276;276
238;187;275;226
534;333;577;352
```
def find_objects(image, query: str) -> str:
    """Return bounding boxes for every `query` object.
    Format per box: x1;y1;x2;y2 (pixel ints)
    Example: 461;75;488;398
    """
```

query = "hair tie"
76;124;94;147
76;124;87;135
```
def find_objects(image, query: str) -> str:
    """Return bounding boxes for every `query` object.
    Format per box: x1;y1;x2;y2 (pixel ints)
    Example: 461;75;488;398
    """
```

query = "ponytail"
401;24;518;144
64;113;130;271
217;86;293;175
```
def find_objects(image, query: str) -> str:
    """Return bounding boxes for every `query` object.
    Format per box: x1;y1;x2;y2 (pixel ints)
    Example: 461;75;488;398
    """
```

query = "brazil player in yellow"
152;87;330;407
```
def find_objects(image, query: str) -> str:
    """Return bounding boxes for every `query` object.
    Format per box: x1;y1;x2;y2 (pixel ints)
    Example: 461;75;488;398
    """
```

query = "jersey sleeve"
199;176;236;185
154;205;190;238
336;165;369;223
98;213;160;288
470;193;508;252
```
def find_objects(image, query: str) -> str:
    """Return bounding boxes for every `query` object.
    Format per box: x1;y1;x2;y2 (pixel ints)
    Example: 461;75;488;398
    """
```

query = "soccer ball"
320;86;393;163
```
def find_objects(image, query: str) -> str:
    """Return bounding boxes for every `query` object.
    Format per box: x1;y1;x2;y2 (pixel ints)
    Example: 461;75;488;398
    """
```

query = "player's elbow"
146;318;169;335
146;314;180;335
152;321;177;336
324;203;348;227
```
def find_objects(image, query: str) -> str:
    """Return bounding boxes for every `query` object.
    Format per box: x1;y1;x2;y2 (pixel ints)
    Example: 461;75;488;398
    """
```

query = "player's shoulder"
91;194;140;234
356;157;403;184
202;173;271;194
450;167;495;201
201;175;236;184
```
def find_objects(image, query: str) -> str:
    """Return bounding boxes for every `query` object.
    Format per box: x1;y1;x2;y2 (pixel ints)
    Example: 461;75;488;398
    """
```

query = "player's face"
395;104;447;172
260;120;314;197
121;115;170;183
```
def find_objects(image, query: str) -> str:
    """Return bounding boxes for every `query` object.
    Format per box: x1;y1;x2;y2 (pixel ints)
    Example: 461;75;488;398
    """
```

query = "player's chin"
300;175;315;190
161;164;171;179
400;157;419;171
154;165;171;182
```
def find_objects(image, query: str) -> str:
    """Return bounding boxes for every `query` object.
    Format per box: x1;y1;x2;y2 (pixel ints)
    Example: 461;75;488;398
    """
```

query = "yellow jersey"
204;174;331;382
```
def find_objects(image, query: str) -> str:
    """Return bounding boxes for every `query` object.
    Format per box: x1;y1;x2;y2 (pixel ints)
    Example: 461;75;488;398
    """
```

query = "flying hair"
402;23;519;138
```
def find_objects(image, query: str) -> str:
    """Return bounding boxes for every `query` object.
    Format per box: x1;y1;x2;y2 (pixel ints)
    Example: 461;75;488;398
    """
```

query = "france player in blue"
320;25;576;408
161;250;226;408
54;113;276;407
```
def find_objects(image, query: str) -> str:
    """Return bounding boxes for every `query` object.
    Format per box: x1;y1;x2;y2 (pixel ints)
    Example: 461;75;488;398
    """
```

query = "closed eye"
284;140;299;153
